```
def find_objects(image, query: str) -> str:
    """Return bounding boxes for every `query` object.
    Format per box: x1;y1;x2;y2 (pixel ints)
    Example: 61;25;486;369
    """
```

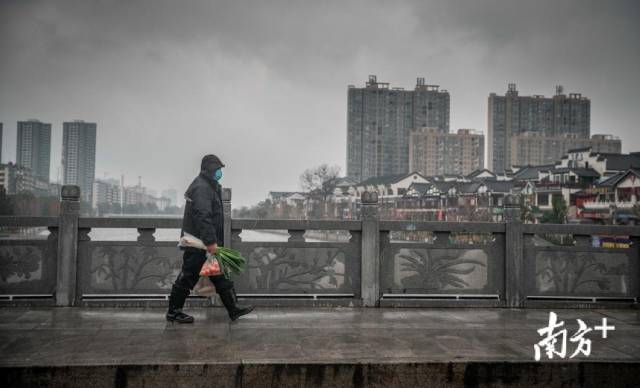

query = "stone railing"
1;186;639;308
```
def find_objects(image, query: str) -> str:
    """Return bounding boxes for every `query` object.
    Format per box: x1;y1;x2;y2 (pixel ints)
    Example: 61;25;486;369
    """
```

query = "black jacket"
181;172;224;247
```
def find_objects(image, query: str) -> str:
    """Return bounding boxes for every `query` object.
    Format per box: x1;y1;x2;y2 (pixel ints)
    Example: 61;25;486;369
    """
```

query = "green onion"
215;247;246;279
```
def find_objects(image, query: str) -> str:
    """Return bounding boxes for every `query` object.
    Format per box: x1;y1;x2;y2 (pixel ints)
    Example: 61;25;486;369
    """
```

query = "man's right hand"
206;243;218;255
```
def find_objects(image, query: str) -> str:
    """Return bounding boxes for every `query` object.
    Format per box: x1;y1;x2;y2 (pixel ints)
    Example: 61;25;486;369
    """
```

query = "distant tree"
256;199;273;219
299;164;341;218
0;190;62;217
0;187;13;216
299;164;341;203
233;206;248;218
540;196;572;245
541;196;568;224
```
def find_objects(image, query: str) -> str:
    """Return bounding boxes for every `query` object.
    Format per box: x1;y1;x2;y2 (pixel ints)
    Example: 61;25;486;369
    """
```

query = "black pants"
174;248;234;293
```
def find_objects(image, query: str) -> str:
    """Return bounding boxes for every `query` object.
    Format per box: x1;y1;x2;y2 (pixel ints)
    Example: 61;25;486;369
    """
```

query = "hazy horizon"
1;0;639;207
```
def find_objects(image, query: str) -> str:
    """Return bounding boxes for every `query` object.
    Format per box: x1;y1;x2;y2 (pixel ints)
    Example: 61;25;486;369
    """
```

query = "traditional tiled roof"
605;154;640;171
512;165;556;181
551;167;600;177
407;180;515;196
427;174;467;182
566;146;592;153
406;181;449;196
407;182;431;194
333;177;358;187
356;172;428;186
431;181;456;193
591;153;640;171
483;181;516;193
596;168;640;187
466;169;497;180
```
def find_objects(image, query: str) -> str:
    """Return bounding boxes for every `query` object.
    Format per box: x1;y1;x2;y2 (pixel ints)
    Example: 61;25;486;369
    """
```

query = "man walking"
166;154;254;323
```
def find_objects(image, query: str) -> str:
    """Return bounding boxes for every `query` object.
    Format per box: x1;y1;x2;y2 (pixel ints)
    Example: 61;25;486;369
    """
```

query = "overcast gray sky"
1;0;639;207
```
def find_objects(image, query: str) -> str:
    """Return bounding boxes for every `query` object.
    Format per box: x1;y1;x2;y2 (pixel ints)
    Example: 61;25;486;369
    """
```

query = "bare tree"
299;164;341;202
299;164;341;218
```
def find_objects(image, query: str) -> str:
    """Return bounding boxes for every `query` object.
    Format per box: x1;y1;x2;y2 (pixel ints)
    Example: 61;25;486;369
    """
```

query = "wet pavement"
1;307;639;367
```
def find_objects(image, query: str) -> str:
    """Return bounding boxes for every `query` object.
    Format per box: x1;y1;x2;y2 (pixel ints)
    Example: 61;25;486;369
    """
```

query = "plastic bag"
193;276;216;297
179;231;223;277
178;232;208;250
199;253;222;276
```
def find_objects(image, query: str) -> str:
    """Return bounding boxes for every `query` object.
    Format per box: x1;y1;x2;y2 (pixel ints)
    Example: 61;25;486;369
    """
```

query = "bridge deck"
1;307;639;387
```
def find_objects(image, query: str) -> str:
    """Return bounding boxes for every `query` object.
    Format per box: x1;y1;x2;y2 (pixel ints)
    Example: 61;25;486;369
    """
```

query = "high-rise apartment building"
409;128;484;176
16;120;52;182
347;75;450;182
62;120;97;202
510;133;621;167
0;122;3;163
586;134;623;153
0;161;59;197
92;178;122;210
487;84;590;172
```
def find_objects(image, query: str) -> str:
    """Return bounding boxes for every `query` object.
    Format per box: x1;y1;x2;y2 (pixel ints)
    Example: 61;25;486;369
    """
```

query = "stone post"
56;185;80;307
360;191;380;307
504;193;524;307
222;188;232;248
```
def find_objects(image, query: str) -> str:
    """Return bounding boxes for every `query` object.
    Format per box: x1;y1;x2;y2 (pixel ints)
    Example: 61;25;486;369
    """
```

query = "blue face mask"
214;169;223;181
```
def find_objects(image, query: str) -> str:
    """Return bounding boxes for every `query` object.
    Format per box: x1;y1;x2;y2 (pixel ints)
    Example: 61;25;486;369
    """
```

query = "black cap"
200;154;225;174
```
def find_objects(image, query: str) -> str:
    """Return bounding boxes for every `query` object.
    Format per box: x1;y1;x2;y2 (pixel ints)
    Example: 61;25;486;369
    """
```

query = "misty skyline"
1;0;639;207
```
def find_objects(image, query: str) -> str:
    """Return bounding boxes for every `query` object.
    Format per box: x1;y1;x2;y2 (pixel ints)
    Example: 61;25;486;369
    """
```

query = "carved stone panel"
83;244;183;294
232;245;359;294
381;247;492;294
0;242;57;294
532;251;632;296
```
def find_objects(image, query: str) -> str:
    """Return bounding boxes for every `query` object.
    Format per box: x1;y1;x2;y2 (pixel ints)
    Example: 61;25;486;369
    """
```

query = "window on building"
538;193;549;206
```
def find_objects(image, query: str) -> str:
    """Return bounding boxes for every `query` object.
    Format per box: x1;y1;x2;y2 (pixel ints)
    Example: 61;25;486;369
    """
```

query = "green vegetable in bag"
215;247;246;279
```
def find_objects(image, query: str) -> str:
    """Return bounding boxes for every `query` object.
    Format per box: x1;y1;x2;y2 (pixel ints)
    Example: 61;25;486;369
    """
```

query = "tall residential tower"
16;120;52;181
409;128;484;176
62;120;97;202
487;84;590;172
347;75;450;182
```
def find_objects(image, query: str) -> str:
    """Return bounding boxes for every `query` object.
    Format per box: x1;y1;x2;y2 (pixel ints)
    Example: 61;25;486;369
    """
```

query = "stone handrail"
0;185;638;309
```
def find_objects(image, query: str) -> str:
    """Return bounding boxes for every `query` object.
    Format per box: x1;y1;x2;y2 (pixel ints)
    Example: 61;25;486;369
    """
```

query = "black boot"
166;283;194;324
218;288;254;321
